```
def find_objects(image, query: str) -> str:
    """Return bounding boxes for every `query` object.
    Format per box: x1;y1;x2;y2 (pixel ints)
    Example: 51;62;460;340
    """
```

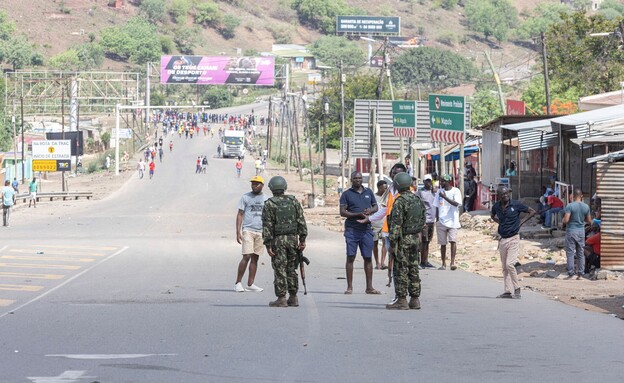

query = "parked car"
361;173;392;189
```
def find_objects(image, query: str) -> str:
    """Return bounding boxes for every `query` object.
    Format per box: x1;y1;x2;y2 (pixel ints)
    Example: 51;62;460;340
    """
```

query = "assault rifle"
298;250;311;295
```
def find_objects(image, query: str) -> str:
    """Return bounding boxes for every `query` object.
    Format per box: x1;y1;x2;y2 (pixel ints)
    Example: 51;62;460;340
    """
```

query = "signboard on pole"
336;16;400;35
32;140;71;172
428;94;465;144
160;56;275;85
506;99;526;116
392;101;416;137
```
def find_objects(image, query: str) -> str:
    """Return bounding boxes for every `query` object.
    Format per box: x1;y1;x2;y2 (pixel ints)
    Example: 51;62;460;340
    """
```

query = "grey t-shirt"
417;188;436;223
564;201;590;231
238;192;269;232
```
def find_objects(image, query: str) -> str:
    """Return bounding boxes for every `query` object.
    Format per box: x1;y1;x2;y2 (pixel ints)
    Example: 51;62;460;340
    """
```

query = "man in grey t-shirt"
562;189;592;279
234;176;269;292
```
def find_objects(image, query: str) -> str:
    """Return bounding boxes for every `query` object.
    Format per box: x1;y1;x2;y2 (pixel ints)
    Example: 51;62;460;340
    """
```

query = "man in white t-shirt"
234;176;270;292
433;174;462;270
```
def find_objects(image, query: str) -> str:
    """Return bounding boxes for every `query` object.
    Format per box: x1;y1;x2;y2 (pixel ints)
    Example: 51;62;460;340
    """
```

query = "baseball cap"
250;175;264;184
441;174;452;182
423;174;432;181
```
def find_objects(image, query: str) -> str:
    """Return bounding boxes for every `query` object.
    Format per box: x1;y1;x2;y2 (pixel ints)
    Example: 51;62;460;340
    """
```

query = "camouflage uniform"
262;195;308;298
389;192;426;299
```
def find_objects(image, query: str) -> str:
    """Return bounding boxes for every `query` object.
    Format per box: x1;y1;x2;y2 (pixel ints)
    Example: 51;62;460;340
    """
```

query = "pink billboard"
160;56;275;85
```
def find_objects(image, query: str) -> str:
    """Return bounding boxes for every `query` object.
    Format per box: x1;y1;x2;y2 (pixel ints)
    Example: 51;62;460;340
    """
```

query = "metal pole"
20;97;25;184
340;60;346;192
61;85;65;192
541;32;551;114
115;104;120;176
12;101;17;180
323;98;328;196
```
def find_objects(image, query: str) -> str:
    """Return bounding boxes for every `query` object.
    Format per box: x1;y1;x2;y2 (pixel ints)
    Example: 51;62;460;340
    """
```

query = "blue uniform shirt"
492;199;529;238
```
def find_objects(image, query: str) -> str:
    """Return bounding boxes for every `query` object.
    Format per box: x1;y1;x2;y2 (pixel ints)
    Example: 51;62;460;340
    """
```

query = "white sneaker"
246;283;263;292
234;282;246;293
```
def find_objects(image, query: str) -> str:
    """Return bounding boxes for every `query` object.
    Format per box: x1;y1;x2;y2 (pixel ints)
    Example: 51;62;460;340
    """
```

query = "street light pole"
323;97;328;196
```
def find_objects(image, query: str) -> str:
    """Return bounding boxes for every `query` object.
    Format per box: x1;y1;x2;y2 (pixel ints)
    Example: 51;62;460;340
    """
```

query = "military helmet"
268;176;287;192
394;172;412;192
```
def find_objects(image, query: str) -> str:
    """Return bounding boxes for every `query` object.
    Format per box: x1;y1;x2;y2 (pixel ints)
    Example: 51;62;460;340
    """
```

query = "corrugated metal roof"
500;119;551;131
550;104;624;127
587;148;624;163
517;129;558;151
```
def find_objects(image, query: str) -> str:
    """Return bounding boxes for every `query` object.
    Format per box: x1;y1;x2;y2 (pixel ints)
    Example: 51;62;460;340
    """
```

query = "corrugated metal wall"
596;161;624;270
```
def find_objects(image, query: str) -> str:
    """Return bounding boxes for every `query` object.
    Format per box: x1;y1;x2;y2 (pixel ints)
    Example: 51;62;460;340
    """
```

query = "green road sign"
428;94;465;132
392;100;416;128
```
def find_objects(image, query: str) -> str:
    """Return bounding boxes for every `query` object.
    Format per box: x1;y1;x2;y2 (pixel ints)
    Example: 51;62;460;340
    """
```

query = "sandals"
365;289;381;295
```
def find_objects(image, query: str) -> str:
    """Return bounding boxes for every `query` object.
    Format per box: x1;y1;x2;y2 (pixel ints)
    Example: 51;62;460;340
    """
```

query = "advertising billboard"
160;56;275;85
336;16;400;34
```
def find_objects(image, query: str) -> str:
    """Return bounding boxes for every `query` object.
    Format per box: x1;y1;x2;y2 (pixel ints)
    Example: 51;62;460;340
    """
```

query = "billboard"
46;131;84;156
160;56;275;85
506;99;526;115
336;16;400;34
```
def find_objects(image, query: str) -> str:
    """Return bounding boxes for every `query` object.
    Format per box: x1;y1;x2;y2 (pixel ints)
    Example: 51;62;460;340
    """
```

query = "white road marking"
46;353;177;360
27;370;95;383
0;246;129;319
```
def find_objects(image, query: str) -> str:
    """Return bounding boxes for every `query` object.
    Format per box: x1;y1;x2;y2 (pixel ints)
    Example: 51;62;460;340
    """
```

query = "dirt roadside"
12;155;624;320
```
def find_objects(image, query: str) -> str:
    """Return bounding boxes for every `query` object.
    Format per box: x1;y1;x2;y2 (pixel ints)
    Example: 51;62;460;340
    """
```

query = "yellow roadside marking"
28;245;119;251
7;249;106;257
0;284;44;292
0;272;66;279
0;255;95;263
0;263;81;270
0;299;15;307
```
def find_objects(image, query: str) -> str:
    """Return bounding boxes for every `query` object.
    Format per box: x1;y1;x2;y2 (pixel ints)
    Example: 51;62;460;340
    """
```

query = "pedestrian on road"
234;176;269;293
434;174;462;270
372;180;388;270
563;189;592;279
28;177;38;208
149;160;155;179
491;186;536;299
201;156;208;173
11;178;19;193
262;176;307;307
137;159;145;179
339;171;380;295
416;174;436;269
255;158;262;175
2;180;16;226
235;159;243;178
386;173;426;310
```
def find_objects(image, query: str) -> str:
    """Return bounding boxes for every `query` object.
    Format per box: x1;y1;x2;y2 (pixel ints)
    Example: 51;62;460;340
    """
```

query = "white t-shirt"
433;187;462;229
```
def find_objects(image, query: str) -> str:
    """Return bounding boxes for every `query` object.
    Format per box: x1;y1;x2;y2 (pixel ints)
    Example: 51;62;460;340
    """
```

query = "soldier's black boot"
409;296;421;310
386;297;409;310
287;293;299;307
269;296;288;307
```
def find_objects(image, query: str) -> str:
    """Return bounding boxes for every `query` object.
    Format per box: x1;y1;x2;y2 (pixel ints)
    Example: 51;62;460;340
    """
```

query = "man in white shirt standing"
433;174;462;270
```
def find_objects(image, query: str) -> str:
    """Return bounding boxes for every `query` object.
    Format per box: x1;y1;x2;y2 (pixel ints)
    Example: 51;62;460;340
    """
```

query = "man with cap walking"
234;175;269;292
262;176;308;307
434;174;462;270
416;174;436;268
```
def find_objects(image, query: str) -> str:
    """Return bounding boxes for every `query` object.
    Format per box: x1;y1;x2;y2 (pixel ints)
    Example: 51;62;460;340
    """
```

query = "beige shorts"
436;221;458;245
372;226;384;241
242;230;264;256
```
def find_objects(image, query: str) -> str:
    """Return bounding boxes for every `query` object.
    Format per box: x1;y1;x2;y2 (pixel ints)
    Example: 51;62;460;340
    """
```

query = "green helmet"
394;172;412;192
268;176;287;192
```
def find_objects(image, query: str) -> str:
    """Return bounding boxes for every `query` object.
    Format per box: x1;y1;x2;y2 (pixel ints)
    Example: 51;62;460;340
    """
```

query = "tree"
194;1;221;27
470;88;503;127
139;0;167;22
390;47;477;92
174;26;201;54
100;17;162;64
521;76;582;115
292;0;357;34
170;0;191;24
464;0;518;42
515;3;570;41
2;35;35;70
545;12;624;95
307;36;366;69
220;14;240;39
201;87;232;109
599;0;624;19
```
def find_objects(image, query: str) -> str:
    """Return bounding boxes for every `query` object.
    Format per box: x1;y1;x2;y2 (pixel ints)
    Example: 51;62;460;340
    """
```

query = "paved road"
1;103;622;382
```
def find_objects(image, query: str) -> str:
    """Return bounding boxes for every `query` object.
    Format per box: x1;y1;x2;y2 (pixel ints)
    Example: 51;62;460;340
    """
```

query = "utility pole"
339;60;346;192
484;51;506;114
20;97;24;185
541;32;551;114
323;97;328;196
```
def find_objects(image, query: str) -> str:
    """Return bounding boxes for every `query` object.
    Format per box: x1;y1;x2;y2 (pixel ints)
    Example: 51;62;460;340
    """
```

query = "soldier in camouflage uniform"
387;172;426;310
262;176;308;307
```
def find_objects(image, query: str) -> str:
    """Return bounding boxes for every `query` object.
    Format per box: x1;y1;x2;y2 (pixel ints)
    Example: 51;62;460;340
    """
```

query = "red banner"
506;99;526;116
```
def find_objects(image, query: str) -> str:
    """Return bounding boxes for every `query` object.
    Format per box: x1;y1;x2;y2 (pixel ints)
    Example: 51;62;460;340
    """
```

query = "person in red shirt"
149;160;155;179
235;159;243;178
542;192;564;229
584;228;601;273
